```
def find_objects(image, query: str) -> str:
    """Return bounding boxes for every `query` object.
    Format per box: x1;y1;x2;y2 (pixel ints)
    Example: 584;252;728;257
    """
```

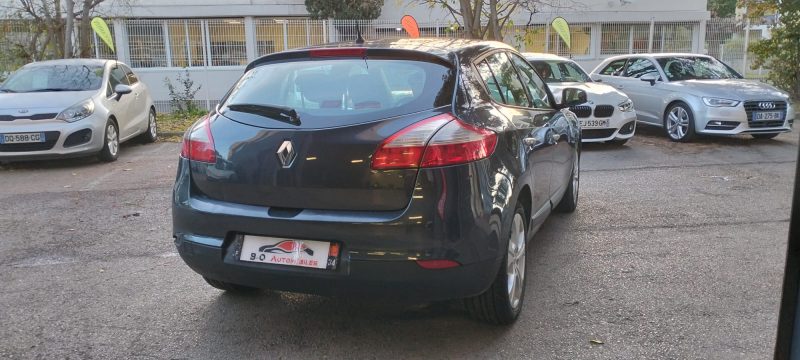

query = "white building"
8;0;712;110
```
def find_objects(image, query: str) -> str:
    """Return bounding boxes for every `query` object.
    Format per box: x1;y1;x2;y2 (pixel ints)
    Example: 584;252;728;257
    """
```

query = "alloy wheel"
148;111;157;139
667;106;690;140
106;124;119;157
506;213;526;310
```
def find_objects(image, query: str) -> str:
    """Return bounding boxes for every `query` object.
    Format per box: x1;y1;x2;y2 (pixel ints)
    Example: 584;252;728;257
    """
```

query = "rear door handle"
523;137;538;146
551;134;561;143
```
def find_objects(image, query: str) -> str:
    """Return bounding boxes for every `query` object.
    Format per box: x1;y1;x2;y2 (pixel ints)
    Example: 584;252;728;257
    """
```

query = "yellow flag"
91;17;115;53
551;17;571;49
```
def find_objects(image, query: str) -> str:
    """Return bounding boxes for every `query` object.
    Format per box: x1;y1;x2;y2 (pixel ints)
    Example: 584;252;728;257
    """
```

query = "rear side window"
221;59;454;127
477;52;530;108
600;59;627;76
624;58;659;78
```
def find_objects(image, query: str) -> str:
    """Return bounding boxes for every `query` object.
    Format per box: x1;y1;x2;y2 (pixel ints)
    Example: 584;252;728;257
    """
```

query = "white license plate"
579;119;609;128
1;132;45;144
753;111;783;121
239;235;338;270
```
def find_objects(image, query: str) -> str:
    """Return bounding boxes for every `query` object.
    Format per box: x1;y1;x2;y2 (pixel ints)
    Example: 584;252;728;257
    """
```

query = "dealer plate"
752;111;783;121
579;119;609;128
0;132;45;144
239;235;339;270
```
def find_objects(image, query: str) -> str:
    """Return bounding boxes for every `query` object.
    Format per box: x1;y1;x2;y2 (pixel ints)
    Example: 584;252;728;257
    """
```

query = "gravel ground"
0;125;797;359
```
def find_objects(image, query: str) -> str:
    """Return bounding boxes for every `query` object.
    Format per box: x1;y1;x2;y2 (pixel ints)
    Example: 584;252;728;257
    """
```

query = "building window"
254;18;325;57
126;20;167;68
549;24;591;58
167;19;205;67
600;23;650;55
653;23;693;53
207;18;247;66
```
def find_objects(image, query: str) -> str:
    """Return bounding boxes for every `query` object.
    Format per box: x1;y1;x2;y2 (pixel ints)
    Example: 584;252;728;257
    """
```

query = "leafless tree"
417;0;581;40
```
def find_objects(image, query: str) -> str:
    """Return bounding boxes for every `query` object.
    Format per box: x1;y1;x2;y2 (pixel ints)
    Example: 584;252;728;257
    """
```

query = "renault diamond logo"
276;140;297;168
758;102;776;110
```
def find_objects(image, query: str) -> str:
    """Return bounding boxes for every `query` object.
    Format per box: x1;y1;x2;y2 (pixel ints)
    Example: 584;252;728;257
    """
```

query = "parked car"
0;59;157;161
173;39;586;324
524;53;636;145
591;53;795;142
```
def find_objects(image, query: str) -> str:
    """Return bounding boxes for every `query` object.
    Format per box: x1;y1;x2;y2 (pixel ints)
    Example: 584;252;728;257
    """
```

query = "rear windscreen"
220;59;454;127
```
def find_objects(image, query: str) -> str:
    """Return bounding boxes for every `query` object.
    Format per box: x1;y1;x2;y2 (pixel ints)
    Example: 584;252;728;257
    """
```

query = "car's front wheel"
466;203;527;325
98;119;119;162
664;102;696;142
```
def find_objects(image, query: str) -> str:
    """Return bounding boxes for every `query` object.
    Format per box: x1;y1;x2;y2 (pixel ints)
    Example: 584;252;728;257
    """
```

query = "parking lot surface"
0;126;797;359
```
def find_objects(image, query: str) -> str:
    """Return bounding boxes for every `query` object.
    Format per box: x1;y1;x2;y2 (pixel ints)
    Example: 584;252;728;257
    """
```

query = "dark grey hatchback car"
173;38;584;324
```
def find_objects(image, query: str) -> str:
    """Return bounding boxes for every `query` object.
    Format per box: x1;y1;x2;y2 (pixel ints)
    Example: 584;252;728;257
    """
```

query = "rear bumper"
175;235;497;301
172;157;511;301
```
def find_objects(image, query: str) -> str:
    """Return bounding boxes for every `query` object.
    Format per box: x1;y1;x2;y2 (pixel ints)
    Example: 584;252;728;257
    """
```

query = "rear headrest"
295;72;345;104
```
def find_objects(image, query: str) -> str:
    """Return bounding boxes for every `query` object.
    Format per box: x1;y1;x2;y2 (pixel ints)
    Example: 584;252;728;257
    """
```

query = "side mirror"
559;88;588;109
114;84;133;100
590;74;602;82
640;73;660;86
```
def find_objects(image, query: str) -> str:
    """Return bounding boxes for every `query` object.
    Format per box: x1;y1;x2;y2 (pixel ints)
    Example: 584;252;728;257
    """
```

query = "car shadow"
199;287;510;356
633;123;796;147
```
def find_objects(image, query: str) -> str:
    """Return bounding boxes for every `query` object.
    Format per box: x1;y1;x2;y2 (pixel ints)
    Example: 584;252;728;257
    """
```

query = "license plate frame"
579;119;610;128
0;132;45;144
752;111;783;122
238;235;339;270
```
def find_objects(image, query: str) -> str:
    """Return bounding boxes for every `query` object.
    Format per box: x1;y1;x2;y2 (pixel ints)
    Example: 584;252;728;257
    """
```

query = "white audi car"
0;59;157;162
590;53;794;142
525;53;636;145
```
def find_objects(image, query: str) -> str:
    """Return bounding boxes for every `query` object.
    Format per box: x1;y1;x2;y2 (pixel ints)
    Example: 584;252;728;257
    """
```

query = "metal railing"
0;17;772;110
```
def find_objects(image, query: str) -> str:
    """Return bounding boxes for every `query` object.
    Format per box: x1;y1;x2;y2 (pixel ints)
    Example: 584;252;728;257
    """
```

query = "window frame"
600;58;630;77
622;57;660;79
471;50;557;111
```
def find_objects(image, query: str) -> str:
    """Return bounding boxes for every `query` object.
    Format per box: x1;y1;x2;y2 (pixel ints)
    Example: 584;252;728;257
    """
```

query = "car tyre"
664;102;696;142
139;108;158;143
466;203;527;325
554;148;579;213
751;133;779;140
98;119;120;162
203;276;259;293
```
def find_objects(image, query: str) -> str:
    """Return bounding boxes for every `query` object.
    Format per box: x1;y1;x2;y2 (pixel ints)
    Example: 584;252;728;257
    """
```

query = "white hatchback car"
524;53;636;144
0;59;156;161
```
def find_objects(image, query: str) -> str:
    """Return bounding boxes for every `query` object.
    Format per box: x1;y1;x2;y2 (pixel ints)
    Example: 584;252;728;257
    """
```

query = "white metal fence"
0;17;771;112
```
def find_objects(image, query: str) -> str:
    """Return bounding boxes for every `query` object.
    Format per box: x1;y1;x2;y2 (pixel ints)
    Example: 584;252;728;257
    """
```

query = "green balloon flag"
551;17;571;49
91;17;115;53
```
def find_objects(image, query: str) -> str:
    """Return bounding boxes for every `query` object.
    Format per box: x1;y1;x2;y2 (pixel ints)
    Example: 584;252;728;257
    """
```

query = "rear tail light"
180;115;216;163
370;113;497;170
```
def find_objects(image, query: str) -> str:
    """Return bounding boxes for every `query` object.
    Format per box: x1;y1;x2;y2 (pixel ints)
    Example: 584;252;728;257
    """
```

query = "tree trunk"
78;0;94;58
64;0;75;58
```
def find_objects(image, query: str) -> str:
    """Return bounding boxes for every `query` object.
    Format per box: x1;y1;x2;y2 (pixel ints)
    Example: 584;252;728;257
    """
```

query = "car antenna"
355;23;365;45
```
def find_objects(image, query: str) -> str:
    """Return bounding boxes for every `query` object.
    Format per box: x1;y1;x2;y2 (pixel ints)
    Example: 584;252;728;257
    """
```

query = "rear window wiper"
226;103;301;126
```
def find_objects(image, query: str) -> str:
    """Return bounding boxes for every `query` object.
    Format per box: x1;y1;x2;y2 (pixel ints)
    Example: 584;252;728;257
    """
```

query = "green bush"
164;69;203;114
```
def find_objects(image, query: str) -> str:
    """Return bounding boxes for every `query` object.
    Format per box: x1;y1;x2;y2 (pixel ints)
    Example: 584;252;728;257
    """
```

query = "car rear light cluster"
371;113;497;170
180;115;216;163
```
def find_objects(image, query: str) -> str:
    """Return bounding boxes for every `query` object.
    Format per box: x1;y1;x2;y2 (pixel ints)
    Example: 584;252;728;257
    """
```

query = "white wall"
98;0;708;23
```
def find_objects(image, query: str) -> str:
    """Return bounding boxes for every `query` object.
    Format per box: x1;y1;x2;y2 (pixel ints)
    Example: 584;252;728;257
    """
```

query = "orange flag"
401;15;420;38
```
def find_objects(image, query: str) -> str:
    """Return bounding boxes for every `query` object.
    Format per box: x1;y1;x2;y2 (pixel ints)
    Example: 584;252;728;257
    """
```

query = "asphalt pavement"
0;125;797;359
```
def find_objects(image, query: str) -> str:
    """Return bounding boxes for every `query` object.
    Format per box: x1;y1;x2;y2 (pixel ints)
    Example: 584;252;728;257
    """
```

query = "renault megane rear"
172;39;584;324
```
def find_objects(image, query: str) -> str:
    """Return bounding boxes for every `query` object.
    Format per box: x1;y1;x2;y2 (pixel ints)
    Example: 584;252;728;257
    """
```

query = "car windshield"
529;60;591;83
0;64;104;93
657;56;742;81
221;59;453;126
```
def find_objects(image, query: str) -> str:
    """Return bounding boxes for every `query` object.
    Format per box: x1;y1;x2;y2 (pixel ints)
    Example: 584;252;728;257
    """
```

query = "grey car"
0;59;157;161
591;53;795;142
